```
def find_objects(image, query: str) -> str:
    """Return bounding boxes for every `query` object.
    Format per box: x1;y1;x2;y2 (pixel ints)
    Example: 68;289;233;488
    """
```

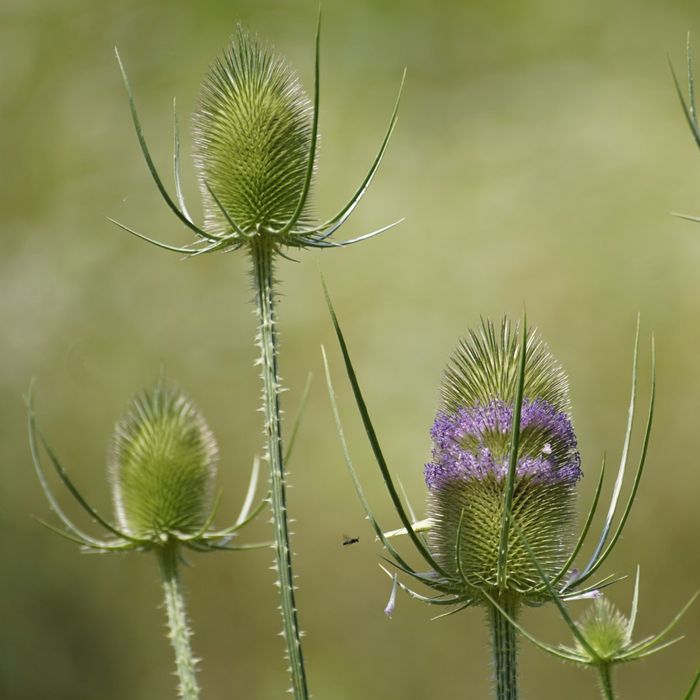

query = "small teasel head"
109;377;219;542
192;26;315;239
574;597;631;661
485;565;698;698
424;318;581;605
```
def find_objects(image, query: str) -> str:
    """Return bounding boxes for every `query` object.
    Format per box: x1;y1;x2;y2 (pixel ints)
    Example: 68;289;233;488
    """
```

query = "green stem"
597;664;616;700
251;239;309;699
158;544;199;700
489;597;519;700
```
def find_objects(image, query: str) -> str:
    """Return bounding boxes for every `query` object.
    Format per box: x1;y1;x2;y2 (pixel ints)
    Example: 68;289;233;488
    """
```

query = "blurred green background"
2;0;699;697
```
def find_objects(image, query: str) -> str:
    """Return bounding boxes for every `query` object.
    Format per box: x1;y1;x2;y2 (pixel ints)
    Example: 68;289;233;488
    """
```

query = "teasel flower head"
111;15;404;257
109;378;219;541
28;376;268;554
323;295;657;622
192;27;316;239
424;318;582;606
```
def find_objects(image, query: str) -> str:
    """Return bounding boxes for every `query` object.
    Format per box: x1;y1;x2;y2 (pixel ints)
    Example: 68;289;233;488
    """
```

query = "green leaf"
322;346;417;575
323;281;450;579
284;373;313;464
572;333;655;589
115;48;218;242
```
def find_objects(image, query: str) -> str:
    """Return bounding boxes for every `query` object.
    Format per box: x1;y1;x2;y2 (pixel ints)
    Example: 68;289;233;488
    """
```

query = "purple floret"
424;399;581;490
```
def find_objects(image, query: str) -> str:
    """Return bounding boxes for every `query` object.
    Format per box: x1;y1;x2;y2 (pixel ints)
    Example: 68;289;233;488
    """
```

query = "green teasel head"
193;26;315;238
110;378;218;541
112;16;404;257
424;319;582;605
573;596;631;660
29;377;268;555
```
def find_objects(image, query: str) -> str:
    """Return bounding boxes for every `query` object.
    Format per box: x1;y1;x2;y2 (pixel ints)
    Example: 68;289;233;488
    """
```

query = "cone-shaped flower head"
425;319;582;604
574;597;631;661
110;378;219;541
192;27;314;238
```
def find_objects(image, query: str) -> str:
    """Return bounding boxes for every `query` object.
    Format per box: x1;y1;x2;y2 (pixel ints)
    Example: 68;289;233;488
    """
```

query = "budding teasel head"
111;15;404;257
29;377;267;554
494;566;698;694
323;298;656;618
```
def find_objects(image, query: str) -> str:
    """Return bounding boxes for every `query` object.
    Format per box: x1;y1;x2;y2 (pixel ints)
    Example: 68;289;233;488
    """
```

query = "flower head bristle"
441;318;570;415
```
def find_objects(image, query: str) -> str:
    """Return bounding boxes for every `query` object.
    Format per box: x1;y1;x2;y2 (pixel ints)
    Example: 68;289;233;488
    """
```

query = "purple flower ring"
425;398;581;491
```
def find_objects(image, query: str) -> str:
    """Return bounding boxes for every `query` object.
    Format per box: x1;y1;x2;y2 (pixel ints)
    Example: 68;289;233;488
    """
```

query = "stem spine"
251;238;309;699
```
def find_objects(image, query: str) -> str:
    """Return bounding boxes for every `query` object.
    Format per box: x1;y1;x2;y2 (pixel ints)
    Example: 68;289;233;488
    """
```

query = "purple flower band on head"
424;399;581;490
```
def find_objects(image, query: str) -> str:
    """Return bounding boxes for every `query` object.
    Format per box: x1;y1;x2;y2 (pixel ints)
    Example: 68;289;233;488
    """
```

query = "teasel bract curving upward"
29;377;268;699
111;16;404;698
323;299;656;700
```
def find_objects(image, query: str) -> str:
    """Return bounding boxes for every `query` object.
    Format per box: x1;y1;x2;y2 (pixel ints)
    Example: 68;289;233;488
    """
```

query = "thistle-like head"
113;18;403;257
30;378;268;555
193;27;315;238
425;318;581;604
573;597;632;661
109;378;218;541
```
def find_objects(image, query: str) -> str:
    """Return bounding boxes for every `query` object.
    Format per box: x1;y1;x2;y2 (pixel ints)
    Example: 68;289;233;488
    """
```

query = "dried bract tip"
110;378;219;541
193;26;314;238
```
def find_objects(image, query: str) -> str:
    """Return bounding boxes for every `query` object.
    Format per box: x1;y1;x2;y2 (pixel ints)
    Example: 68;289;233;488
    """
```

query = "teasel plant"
28;377;269;700
110;15;404;698
322;293;658;700
489;552;698;700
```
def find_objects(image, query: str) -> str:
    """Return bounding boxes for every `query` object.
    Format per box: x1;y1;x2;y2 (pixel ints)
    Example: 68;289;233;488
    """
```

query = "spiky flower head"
109;378;219;541
112;17;403;258
574;597;631;661
192;27;314;238
425;318;581;605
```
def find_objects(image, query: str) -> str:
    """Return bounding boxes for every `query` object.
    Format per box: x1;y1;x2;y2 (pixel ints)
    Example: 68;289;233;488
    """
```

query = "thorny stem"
251;238;309;699
489;597;519;700
597;664;616;700
158;543;200;700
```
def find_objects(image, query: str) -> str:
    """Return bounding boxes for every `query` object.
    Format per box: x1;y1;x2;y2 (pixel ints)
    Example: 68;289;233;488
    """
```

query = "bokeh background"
2;0;700;697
